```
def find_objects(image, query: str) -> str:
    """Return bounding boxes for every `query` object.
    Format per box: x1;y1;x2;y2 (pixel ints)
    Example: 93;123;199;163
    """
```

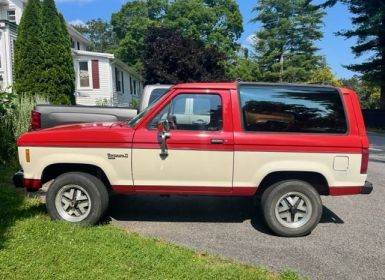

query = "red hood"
17;122;135;147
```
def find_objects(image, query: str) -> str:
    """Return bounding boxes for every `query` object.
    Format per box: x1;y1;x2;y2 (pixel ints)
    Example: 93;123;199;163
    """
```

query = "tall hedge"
41;0;75;105
14;0;45;96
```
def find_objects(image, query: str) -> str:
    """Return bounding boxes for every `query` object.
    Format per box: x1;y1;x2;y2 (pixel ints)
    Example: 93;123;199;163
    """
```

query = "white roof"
72;49;114;59
67;24;91;46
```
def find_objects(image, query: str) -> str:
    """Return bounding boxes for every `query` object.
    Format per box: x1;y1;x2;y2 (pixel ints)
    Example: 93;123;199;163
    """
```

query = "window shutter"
92;60;100;89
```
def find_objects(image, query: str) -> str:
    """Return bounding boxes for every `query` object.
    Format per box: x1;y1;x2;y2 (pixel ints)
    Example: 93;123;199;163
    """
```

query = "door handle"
211;139;224;144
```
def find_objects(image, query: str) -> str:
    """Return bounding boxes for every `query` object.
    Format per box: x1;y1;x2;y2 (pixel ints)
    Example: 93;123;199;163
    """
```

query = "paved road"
109;132;385;280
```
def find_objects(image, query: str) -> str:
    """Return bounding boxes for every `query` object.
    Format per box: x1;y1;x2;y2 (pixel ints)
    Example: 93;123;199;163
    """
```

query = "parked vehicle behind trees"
15;82;372;237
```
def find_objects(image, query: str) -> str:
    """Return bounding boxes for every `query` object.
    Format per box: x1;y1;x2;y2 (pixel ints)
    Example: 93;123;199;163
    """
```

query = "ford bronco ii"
14;82;373;237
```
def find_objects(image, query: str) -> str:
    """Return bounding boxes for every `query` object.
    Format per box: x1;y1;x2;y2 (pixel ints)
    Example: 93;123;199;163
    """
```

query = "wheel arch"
256;171;330;197
41;163;112;189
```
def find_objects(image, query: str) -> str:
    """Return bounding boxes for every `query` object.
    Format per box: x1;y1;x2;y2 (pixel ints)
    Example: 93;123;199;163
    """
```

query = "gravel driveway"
109;132;385;280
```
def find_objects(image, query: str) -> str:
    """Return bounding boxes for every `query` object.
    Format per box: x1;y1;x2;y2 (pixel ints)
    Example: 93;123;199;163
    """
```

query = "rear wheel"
46;172;109;225
261;180;322;237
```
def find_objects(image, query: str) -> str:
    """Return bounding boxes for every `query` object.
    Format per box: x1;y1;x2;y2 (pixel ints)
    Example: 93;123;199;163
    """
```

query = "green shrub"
0;92;48;164
96;98;111;106
129;98;139;109
0;91;17;116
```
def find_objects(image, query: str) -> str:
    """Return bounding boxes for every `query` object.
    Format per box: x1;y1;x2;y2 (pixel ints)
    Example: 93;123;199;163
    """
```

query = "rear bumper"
361;181;373;195
329;181;373;196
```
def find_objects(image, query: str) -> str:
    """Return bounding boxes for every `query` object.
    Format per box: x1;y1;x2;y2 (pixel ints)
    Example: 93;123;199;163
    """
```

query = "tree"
335;1;385;109
14;0;45;96
307;64;342;86
111;0;163;71
72;19;118;53
341;76;380;109
319;0;385;108
143;27;227;84
251;0;325;83
226;48;261;81
41;0;75;104
111;0;243;71
164;0;243;55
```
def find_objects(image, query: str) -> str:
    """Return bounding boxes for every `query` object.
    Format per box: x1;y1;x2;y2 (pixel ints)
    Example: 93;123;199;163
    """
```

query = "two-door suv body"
15;82;372;237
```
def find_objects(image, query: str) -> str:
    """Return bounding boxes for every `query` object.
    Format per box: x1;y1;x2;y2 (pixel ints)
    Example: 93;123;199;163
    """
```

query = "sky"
56;0;364;79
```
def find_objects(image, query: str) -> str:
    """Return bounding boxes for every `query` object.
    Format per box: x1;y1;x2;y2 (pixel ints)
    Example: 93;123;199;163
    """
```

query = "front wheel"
46;172;109;225
261;180;322;237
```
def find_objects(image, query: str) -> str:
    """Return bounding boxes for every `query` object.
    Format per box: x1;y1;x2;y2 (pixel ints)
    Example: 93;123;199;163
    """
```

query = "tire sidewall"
262;180;322;237
46;172;108;225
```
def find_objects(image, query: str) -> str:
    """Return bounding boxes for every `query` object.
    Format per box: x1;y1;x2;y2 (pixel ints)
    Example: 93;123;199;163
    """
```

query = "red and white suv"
14;82;372;237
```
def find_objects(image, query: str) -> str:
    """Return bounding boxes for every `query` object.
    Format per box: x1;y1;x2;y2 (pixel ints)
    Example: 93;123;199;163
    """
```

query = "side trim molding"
112;186;257;196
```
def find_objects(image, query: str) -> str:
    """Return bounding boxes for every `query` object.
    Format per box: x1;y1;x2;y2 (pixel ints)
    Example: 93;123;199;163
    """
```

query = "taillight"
31;111;41;130
361;148;369;174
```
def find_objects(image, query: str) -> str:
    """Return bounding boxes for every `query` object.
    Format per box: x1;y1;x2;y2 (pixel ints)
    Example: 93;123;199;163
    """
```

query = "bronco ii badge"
107;153;129;160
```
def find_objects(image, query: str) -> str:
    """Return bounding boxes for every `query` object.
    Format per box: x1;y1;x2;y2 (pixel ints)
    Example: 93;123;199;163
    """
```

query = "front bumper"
13;170;24;188
13;170;41;192
361;181;373;195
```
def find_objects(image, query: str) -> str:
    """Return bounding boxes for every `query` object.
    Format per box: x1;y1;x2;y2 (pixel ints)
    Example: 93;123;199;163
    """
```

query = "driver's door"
131;89;234;194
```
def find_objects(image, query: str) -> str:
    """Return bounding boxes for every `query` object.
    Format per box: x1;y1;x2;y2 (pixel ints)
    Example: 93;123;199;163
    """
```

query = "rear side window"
149;88;170;105
239;85;347;134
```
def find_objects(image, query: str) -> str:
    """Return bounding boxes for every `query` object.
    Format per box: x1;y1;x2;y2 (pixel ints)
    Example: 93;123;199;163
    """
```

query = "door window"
149;94;223;131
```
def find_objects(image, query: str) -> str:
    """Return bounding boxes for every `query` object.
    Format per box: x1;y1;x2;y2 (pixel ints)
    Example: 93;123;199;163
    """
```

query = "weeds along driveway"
110;133;385;280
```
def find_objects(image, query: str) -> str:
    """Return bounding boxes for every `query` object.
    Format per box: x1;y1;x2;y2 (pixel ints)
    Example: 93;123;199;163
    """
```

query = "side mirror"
157;120;171;158
157;120;170;133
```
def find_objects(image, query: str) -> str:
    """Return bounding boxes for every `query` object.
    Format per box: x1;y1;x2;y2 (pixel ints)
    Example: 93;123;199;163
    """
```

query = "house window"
115;67;122;92
0;33;2;69
79;61;90;88
7;10;16;22
121;72;124;93
77;42;80;50
71;39;75;49
129;76;133;94
11;39;15;81
133;80;137;95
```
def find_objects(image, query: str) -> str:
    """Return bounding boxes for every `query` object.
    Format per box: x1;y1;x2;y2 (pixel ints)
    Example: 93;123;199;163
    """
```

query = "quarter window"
79;61;90;88
149;94;223;131
239;85;347;134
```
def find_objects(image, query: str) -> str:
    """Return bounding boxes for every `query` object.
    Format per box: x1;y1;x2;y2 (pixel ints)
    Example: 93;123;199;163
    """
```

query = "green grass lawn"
0;165;304;280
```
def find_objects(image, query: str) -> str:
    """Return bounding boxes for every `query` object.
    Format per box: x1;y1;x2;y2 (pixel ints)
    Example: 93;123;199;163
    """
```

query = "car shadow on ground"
108;194;344;234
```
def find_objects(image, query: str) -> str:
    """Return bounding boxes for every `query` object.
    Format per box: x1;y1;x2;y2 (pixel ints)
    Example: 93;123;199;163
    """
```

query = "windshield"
128;90;171;127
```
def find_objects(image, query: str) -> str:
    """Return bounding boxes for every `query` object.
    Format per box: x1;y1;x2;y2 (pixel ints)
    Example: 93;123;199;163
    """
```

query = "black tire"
261;180;322;237
46;172;109;225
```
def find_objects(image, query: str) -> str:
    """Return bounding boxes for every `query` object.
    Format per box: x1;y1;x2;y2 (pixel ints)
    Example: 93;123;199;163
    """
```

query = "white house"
0;0;25;90
0;0;144;107
67;26;144;106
